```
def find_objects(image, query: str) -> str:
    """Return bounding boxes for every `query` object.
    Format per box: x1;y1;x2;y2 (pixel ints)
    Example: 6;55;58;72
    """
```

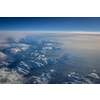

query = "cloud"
0;67;23;84
0;30;100;44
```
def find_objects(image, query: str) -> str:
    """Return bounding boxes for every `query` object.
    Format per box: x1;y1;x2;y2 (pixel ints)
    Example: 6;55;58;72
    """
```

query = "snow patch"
93;70;96;72
89;73;99;79
2;62;8;65
61;72;93;84
44;43;53;46
34;53;39;56
21;47;28;51
36;55;45;60
0;52;6;58
31;52;33;55
10;48;21;54
27;69;57;84
17;44;29;51
18;67;29;74
34;62;44;67
20;61;30;70
50;69;55;72
42;46;52;50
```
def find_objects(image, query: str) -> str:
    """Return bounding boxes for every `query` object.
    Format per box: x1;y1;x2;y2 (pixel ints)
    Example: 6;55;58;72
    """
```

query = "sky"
0;17;100;32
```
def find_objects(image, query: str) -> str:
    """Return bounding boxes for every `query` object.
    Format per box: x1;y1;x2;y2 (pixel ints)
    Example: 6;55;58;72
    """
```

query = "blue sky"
0;17;100;32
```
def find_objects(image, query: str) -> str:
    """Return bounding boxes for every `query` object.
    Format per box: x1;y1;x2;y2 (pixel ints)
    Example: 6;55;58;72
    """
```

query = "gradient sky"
0;17;100;32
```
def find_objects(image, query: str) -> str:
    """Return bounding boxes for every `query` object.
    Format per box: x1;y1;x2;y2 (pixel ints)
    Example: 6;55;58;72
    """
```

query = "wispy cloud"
0;31;100;44
1;31;100;34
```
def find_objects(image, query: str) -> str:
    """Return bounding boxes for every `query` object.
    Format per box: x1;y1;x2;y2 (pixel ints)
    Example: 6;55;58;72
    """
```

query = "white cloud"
0;68;23;84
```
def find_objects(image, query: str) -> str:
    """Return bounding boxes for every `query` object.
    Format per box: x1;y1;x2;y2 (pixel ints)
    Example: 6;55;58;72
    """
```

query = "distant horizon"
1;31;100;34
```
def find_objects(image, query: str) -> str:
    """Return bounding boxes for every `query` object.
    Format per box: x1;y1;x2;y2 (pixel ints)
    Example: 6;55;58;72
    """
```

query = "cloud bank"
0;31;100;44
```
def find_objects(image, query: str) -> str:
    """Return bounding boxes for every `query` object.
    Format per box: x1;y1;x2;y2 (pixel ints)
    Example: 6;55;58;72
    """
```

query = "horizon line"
1;31;100;34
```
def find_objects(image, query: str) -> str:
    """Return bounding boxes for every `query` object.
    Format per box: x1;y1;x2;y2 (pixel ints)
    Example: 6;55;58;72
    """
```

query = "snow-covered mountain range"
0;36;100;84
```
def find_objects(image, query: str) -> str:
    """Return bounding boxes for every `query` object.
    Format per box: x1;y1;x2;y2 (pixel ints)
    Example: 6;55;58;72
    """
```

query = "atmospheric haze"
0;31;100;84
